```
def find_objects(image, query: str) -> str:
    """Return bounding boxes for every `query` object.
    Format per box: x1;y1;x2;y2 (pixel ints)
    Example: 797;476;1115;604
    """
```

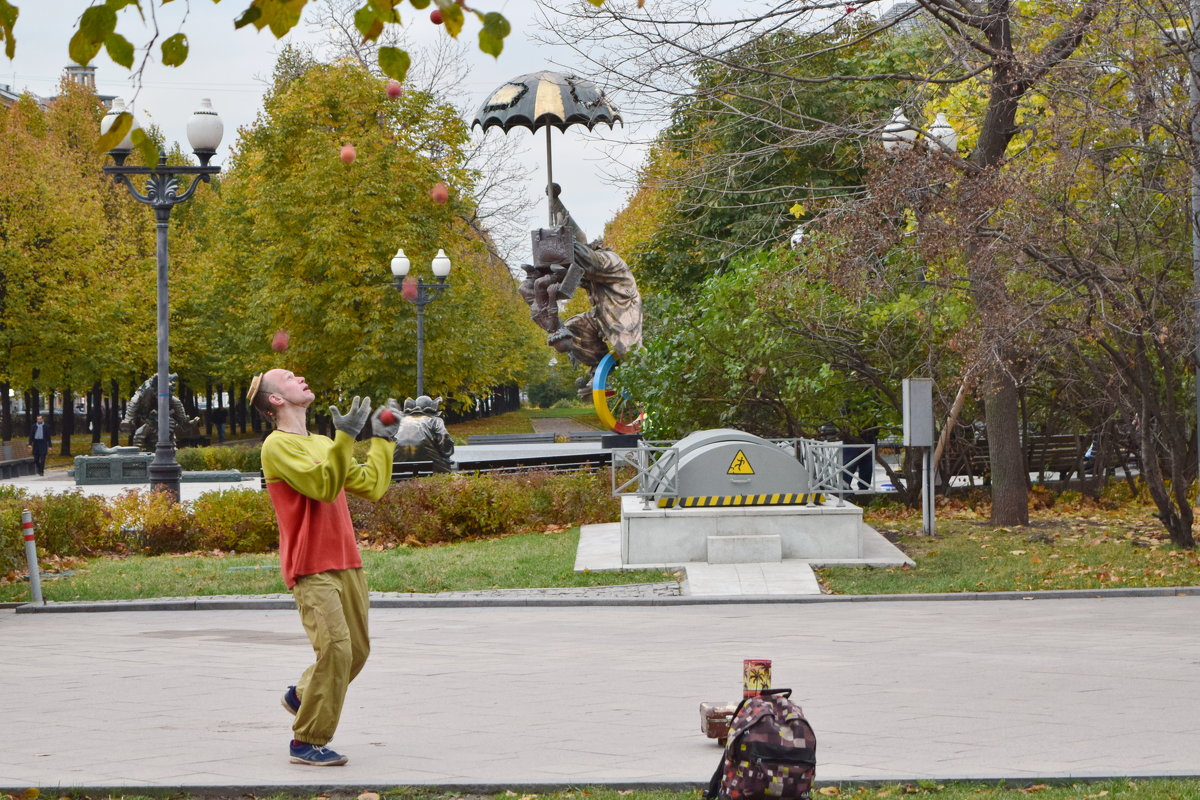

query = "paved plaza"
3;595;1199;792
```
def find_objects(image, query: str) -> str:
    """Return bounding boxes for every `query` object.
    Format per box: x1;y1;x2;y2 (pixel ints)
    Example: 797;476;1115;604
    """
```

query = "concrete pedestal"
621;496;866;565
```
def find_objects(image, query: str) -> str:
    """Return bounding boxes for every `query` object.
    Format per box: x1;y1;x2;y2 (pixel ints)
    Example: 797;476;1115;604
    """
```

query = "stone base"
73;454;153;484
621;496;865;565
707;534;782;563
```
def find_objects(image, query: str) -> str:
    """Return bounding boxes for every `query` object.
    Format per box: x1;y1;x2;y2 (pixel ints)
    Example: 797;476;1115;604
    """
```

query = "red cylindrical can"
743;658;772;697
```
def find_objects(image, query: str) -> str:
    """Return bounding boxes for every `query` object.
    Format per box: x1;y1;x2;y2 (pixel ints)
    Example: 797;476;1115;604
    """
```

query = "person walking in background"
247;369;400;767
210;405;228;443
28;413;50;475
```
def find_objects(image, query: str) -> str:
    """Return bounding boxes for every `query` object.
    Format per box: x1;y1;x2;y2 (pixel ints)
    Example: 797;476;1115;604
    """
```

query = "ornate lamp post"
390;247;452;397
101;98;224;501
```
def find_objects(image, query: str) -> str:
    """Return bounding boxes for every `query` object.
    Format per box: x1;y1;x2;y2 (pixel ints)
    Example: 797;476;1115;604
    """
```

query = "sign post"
903;378;935;535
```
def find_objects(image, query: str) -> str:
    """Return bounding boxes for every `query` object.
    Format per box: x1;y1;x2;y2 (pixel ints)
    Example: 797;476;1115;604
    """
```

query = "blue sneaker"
289;740;348;766
281;685;300;716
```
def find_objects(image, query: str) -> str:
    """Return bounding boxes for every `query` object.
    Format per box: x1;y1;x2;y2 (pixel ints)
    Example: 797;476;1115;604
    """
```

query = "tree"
549;0;1113;526
189;52;544;406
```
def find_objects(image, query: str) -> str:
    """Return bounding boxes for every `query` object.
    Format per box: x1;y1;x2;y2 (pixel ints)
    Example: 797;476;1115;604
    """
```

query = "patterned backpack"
703;688;817;800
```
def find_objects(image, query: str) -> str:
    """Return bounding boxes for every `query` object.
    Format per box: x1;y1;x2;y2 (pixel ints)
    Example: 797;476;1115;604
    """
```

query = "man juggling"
247;368;401;766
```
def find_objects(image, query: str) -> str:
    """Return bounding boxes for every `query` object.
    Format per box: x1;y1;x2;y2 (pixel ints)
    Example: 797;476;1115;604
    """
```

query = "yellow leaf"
21;791;39;800
1009;550;1026;555
789;202;806;219
358;793;380;800
819;789;841;796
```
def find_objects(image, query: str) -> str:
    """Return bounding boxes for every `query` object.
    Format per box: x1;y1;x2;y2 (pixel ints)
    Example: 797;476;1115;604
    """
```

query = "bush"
106;489;192;555
23;491;108;556
176;445;262;473
191;489;278;552
349;468;620;547
0;486;29;576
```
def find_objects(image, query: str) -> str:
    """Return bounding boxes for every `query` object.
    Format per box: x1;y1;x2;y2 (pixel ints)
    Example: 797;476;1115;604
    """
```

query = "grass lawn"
0;527;677;603
821;500;1200;594
12;780;1200;800
446;407;602;444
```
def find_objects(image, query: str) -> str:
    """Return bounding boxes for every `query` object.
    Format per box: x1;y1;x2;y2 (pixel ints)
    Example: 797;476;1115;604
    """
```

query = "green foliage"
22;491;108;557
348;469;619;546
176;445;262;473
0;485;27;575
191;489;278;552
527;358;581;408
106;489;192;555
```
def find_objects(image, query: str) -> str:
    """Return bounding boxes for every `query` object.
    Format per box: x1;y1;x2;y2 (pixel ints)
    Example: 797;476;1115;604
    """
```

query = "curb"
5;774;1200;795
12;585;1200;613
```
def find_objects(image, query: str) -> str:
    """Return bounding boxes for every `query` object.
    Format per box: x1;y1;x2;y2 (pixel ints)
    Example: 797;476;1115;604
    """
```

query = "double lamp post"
101;98;224;501
390;247;452;397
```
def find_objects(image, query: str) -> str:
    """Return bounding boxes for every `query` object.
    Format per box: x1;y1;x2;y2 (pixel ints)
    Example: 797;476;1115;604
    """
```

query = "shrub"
0;486;29;576
106;489;192;555
349;468;620;547
175;445;262;473
23;491;108;556
192;489;278;552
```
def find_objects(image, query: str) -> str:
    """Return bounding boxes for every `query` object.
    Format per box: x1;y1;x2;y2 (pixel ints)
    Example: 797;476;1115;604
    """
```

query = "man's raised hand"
330;396;372;438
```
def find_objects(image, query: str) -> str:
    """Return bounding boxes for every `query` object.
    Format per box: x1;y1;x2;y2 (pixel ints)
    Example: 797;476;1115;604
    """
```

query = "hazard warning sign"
727;450;755;475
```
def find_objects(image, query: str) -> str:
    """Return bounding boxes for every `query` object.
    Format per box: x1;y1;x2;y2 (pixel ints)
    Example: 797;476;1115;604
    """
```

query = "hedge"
0;470;620;574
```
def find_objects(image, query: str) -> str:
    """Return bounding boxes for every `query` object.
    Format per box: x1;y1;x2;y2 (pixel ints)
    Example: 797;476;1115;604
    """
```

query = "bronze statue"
394;395;456;473
120;373;201;451
518;184;643;393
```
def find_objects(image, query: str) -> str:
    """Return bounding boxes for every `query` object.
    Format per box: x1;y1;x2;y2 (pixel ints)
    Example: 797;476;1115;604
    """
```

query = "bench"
565;431;607;442
943;433;1136;483
0;457;36;478
466;433;556;445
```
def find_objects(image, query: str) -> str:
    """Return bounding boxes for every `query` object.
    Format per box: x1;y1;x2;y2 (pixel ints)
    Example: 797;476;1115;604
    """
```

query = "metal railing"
610;437;875;507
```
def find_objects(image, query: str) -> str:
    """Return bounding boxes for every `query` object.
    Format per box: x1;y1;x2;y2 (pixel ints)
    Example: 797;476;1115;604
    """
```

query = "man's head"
35;414;43;424
248;368;314;423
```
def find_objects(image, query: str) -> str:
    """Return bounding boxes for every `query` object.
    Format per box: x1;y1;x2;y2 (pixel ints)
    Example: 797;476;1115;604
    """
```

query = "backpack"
704;688;817;800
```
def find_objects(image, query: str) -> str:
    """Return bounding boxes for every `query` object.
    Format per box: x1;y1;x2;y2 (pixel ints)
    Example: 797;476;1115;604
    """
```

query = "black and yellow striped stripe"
656;493;824;508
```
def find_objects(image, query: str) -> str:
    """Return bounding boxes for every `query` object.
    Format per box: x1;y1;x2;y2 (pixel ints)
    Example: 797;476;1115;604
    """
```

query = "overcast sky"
2;1;649;267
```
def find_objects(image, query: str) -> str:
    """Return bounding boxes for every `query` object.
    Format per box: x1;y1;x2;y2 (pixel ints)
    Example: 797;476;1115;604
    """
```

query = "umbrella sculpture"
472;70;623;223
472;71;641;433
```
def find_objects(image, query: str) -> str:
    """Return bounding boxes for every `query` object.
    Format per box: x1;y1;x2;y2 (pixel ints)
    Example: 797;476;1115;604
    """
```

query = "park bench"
943;433;1137;483
466;433;556;445
0;441;37;478
565;431;607;442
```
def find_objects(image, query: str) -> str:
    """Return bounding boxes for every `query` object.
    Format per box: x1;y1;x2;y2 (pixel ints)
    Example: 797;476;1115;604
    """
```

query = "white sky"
1;0;648;266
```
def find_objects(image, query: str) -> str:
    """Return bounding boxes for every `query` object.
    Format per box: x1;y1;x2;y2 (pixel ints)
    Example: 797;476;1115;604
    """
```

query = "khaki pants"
291;568;370;745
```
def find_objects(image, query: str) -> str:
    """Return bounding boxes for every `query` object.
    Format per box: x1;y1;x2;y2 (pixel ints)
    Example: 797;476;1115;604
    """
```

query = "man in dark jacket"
28;414;50;475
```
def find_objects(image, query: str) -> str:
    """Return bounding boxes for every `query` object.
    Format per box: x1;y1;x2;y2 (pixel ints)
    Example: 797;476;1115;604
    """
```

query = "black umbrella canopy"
472;70;623;133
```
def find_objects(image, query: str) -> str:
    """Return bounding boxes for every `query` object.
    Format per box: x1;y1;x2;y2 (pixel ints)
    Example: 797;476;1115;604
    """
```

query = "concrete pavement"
3;595;1200;792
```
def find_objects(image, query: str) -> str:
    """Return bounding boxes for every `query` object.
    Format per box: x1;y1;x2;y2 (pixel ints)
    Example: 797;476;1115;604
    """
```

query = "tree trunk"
205;380;213;438
109;379;120;446
91;381;102;444
60;387;73;456
0;381;10;441
982;365;1029;525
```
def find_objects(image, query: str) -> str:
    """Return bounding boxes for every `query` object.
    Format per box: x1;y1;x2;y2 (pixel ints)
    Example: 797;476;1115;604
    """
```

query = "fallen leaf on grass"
358;793;380;800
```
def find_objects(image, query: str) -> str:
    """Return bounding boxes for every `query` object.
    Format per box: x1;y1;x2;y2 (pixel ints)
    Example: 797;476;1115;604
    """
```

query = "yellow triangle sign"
727;450;755;475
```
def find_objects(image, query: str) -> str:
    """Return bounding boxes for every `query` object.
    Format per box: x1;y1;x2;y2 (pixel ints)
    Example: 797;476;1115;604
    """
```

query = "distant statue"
518;183;642;395
120;373;201;451
394;395;456;473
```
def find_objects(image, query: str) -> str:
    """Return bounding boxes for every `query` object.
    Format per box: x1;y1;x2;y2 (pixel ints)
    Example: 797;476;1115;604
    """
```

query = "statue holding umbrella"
473;71;644;433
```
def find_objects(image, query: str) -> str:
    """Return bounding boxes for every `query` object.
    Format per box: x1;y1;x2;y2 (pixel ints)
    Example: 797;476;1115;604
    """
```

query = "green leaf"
437;1;464;37
161;32;188;66
130;127;160;167
408;0;430;9
480;10;510;38
79;5;117;43
378;46;411;82
367;0;400;21
233;5;263;30
0;0;18;59
105;0;139;8
587;0;605;5
478;29;502;58
354;5;383;41
104;32;134;68
69;28;103;66
97;111;133;153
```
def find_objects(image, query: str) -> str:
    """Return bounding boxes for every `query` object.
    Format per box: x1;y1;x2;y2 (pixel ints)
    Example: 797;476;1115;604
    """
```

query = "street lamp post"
390;247;452;397
101;98;224;501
